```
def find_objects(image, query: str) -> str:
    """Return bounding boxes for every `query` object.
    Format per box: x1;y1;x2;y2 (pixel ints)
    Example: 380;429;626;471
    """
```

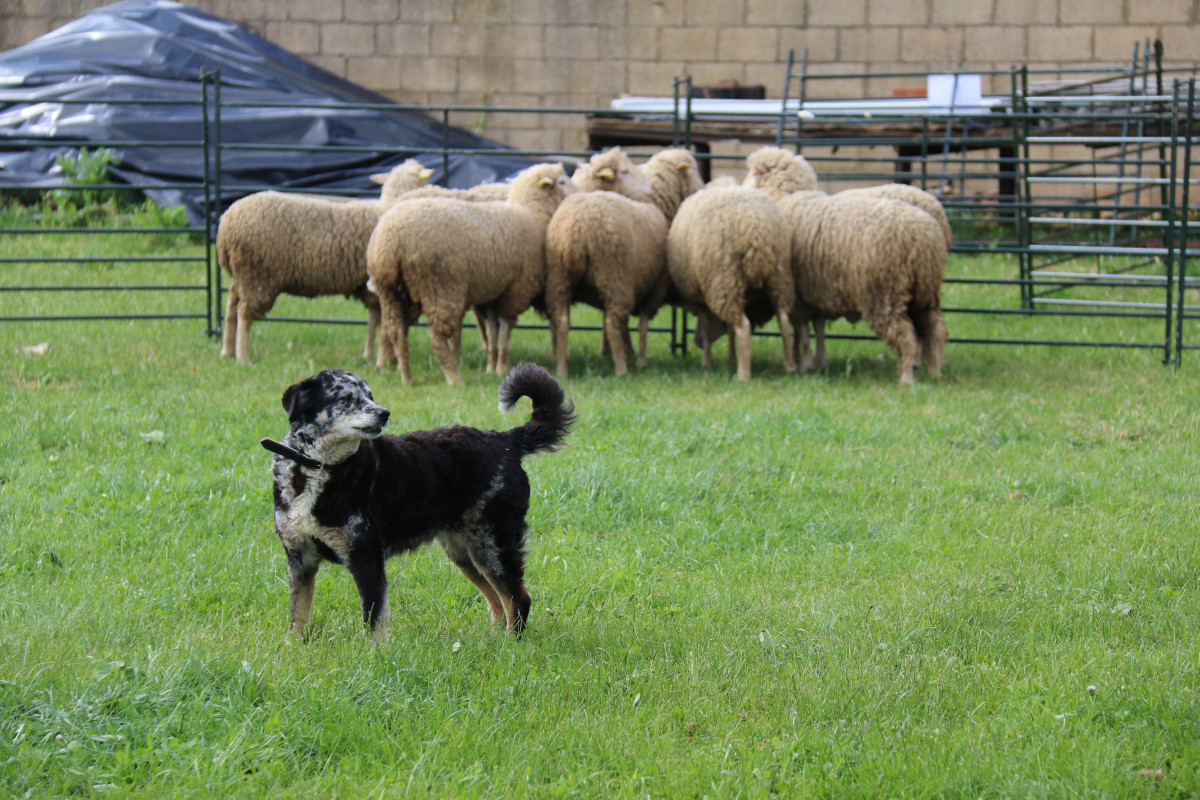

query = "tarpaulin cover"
0;0;539;222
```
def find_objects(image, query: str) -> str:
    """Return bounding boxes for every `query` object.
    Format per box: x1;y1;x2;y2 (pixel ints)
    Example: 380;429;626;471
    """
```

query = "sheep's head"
572;147;655;200
743;146;818;199
373;159;435;204
512;162;577;211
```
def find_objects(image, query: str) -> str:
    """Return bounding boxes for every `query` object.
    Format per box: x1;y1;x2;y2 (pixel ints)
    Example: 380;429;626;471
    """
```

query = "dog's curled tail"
499;362;576;455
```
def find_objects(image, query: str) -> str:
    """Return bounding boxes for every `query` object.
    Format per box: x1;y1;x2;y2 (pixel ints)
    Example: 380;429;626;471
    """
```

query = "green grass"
1;241;1199;798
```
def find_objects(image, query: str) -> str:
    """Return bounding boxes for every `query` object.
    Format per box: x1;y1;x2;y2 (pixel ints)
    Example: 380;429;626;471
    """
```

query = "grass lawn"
1;240;1198;797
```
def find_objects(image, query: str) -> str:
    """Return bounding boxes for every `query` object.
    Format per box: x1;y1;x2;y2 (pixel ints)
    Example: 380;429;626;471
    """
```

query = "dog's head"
281;369;390;461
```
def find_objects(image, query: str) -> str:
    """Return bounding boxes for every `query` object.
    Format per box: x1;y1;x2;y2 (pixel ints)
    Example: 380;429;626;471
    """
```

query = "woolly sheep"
837;183;953;250
666;184;797;380
747;150;948;384
216;159;433;363
367;162;577;385
742;146;818;197
569;147;655;197
544;148;704;377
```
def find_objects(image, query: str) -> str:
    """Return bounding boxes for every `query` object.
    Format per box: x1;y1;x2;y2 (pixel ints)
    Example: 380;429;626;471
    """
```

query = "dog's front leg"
348;555;389;642
286;547;320;642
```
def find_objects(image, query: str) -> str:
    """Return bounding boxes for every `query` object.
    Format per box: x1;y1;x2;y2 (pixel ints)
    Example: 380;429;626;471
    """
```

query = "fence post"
1176;79;1195;366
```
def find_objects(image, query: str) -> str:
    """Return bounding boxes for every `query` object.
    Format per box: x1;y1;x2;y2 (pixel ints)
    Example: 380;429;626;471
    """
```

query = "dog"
262;362;574;640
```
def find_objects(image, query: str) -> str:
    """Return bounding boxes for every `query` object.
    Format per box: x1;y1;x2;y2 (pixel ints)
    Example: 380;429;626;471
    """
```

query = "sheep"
745;150;948;384
216;159;433;363
367;162;577;385
837;183;953;250
544;148;704;377
666;183;797;380
569;147;654;196
742;146;818;196
743;146;952;250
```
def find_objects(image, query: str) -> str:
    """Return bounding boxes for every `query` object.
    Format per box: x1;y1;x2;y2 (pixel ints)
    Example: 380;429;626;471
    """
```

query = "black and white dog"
262;363;574;640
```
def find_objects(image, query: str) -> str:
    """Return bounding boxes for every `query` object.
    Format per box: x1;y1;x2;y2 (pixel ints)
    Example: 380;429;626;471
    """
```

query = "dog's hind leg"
347;554;389;642
469;526;531;637
439;533;505;627
285;547;320;641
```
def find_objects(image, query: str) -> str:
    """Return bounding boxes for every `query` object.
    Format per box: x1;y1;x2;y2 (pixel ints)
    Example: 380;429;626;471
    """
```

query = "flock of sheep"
216;145;949;385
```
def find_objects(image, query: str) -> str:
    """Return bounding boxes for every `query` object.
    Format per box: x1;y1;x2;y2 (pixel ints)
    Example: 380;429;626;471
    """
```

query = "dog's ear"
281;377;319;421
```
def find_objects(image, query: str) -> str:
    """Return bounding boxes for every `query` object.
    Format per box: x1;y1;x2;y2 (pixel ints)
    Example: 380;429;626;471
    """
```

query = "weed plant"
0;233;1198;798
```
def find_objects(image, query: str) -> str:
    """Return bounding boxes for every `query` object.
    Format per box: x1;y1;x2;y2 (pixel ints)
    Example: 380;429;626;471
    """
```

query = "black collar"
260;437;324;471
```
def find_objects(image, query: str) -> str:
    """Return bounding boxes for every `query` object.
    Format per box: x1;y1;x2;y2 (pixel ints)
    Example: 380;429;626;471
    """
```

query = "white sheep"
745;149;948;384
367;162;577;385
666;183;797;380
216;159;433;363
544;148;704;377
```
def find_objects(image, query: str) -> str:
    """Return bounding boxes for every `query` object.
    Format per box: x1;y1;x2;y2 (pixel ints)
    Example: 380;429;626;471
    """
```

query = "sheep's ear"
419;168;434;181
369;173;388;185
752;163;769;176
677;162;691;173
538;176;555;188
281;377;320;421
595;167;615;181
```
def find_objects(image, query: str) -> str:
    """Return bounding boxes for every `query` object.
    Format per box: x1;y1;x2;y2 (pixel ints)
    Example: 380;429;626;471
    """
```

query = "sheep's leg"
734;314;753;380
913;307;948;378
604;309;630;377
376;296;403;372
495;316;516;376
777;307;796;373
220;284;239;358
364;304;379;361
813;318;828;370
428;312;464;385
636;314;650;370
484;310;501;374
551;305;571;377
394;306;413;385
697;312;715;369
234;300;263;363
472;305;489;351
865;302;920;385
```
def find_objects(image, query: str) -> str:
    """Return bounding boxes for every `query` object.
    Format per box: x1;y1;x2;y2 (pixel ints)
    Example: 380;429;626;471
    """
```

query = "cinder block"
431;24;488;56
458;56;515;93
399;0;455;23
718;27;780;63
836;27;899;63
266;21;320;54
344;0;398;23
627;60;688;96
1060;0;1124;24
285;0;344;23
686;2;746;26
1128;0;1194;24
899;27;965;65
570;59;628;95
544;25;603;60
659;26;717;60
346;56;402;91
809;0;866;27
397;55;459;92
1158;25;1200;62
515;58;572;94
746;0;806;26
1093;26;1162;62
455;0;515;24
964;26;1026;63
1028;26;1093;62
375;24;432;57
993;0;1058;25
868;0;927;27
932;0;993;26
321;23;376;56
629;0;684;26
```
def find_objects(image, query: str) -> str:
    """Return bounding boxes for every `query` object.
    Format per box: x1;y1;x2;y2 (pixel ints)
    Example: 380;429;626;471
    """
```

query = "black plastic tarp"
0;0;539;223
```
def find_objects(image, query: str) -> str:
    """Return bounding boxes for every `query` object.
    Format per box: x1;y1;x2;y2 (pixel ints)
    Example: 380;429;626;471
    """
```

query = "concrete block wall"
2;0;1197;152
